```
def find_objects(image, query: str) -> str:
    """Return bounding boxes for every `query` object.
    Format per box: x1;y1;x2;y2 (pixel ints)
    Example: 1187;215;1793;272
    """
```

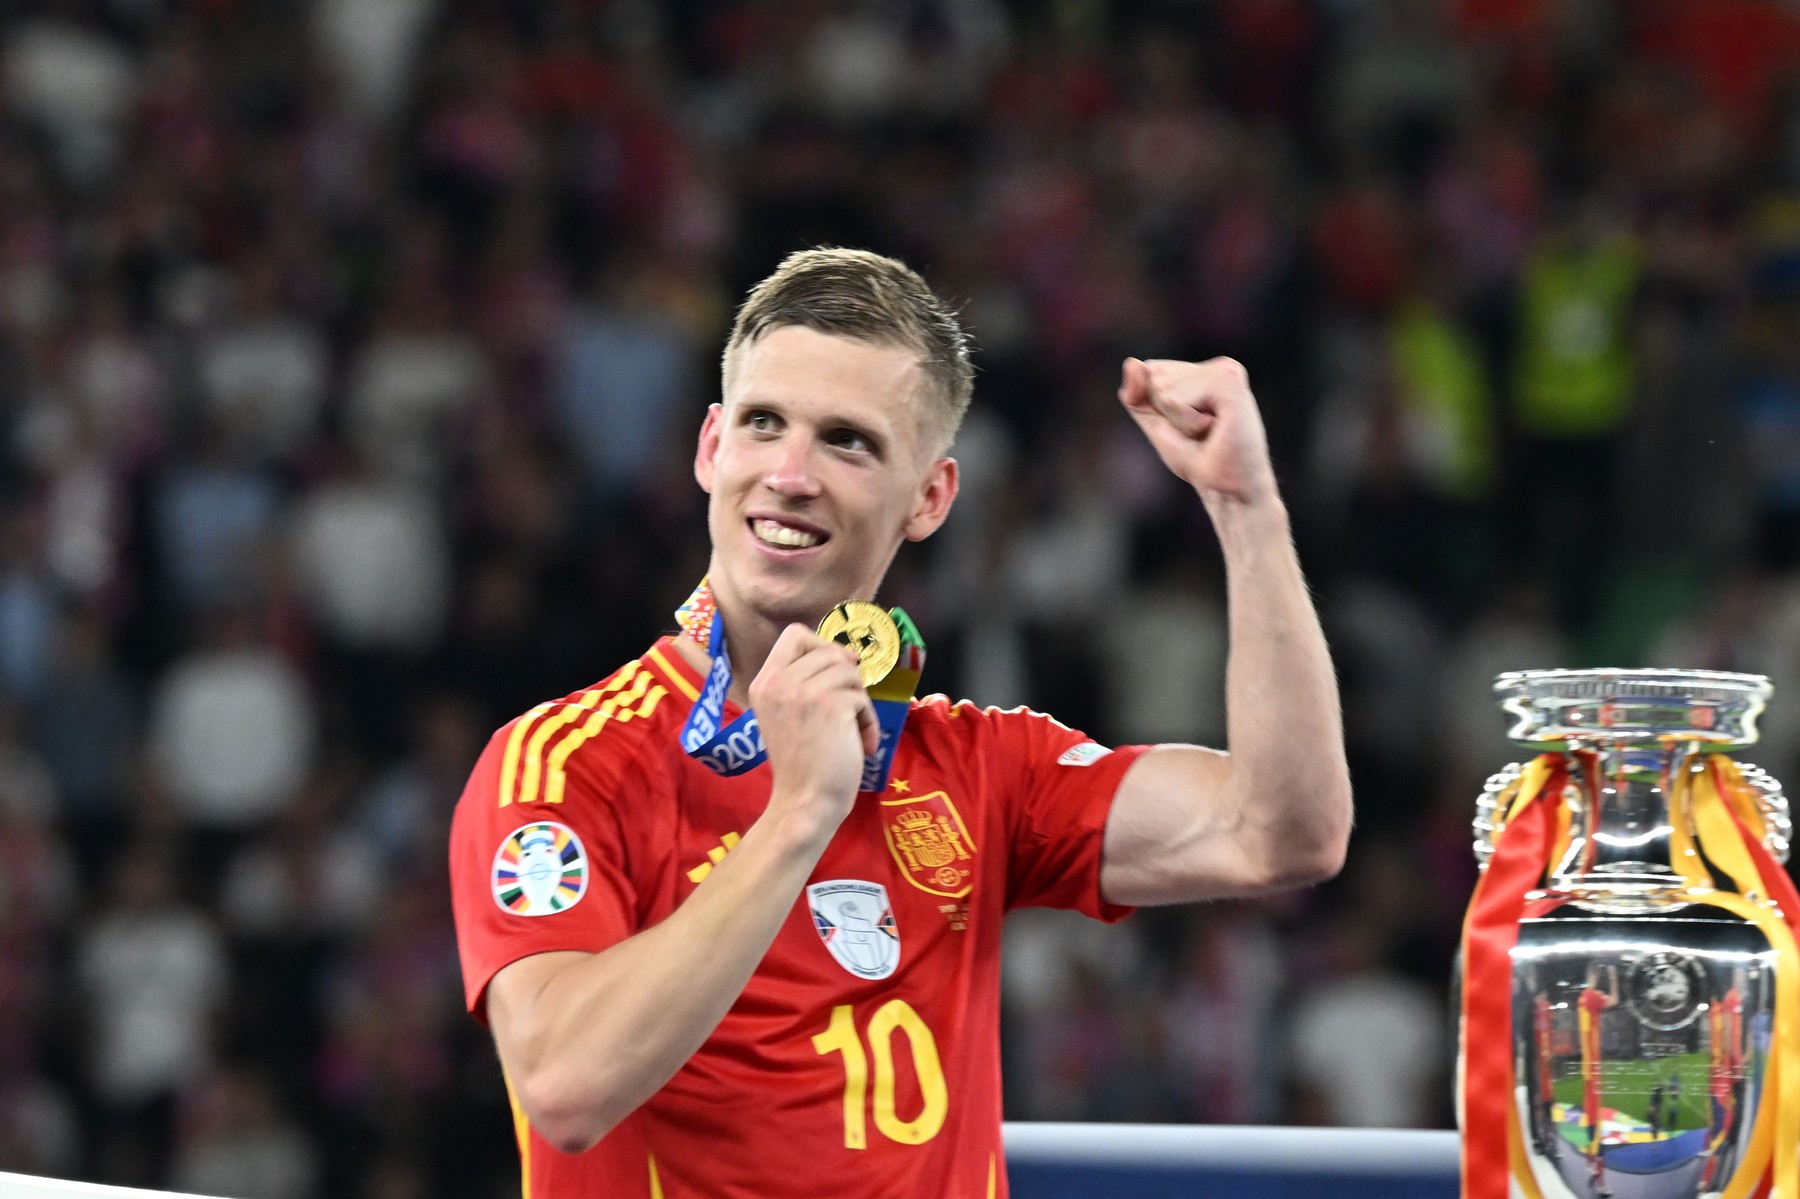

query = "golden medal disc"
818;601;901;688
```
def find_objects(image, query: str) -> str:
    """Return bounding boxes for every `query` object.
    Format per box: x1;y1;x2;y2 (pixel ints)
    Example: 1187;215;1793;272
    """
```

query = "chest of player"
663;740;996;994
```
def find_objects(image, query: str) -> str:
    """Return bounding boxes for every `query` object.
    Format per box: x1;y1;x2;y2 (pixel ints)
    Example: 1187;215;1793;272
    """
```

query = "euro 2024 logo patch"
808;880;899;980
493;821;587;916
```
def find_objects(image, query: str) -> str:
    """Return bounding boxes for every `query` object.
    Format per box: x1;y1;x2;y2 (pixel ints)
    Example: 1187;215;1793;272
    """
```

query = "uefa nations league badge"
808;880;900;980
493;821;588;916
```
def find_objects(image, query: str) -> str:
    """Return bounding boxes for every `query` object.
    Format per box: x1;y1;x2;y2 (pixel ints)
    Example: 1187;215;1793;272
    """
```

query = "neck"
671;583;827;706
720;603;788;707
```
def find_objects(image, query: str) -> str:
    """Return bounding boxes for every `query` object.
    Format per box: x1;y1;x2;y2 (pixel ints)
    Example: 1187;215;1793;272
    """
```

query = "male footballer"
449;248;1352;1197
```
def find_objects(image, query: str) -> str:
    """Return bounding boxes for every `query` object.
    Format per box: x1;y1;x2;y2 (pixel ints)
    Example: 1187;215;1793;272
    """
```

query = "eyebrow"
831;418;887;456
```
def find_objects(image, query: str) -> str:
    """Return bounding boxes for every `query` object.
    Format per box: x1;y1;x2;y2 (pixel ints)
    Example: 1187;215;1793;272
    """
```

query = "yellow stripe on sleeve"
544;678;666;805
517;664;641;806
498;702;555;808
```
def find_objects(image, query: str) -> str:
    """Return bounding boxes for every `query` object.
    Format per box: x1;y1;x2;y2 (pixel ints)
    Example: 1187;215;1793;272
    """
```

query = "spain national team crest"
808;880;900;980
493;821;588;916
879;791;978;898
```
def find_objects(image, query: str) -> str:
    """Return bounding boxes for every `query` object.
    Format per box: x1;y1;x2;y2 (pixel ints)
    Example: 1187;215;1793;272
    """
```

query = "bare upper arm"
1099;743;1269;906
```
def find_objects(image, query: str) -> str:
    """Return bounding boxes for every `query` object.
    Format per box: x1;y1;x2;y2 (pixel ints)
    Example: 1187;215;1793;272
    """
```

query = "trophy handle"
1738;763;1792;865
1473;759;1790;867
1472;762;1525;870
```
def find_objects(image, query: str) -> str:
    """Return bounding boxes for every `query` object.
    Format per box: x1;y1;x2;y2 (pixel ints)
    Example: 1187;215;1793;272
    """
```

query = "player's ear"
903;457;958;542
695;403;724;493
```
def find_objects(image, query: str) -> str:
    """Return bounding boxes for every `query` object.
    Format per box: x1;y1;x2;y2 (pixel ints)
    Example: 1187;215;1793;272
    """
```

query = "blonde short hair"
723;248;974;453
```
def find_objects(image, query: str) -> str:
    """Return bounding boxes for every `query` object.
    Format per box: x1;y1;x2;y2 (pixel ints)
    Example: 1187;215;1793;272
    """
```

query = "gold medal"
818;601;901;688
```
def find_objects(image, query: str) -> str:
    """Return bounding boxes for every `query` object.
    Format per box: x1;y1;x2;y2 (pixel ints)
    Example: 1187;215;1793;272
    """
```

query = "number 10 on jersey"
812;1000;948;1148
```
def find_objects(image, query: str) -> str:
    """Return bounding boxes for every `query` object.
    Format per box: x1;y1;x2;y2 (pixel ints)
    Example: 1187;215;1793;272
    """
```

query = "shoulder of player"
908;694;1081;739
484;656;683;806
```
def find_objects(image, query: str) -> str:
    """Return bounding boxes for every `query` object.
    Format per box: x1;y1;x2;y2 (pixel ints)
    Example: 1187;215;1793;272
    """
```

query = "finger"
779;643;864;690
1146;356;1248;385
764;623;821;667
1122;377;1215;444
1147;356;1252;415
755;629;838;693
773;627;868;675
1121;357;1215;444
807;636;869;672
1117;357;1153;414
854;696;879;758
752;630;860;705
1141;361;1219;439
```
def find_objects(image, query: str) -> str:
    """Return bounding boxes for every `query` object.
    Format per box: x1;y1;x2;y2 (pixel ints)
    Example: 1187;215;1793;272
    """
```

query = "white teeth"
753;519;822;549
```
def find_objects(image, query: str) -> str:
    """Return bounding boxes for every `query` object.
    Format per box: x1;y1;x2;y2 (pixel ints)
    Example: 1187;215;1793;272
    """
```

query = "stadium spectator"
146;610;316;831
75;843;228;1186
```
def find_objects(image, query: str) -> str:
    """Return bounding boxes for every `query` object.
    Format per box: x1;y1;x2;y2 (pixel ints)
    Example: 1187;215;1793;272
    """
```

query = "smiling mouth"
751;518;826;550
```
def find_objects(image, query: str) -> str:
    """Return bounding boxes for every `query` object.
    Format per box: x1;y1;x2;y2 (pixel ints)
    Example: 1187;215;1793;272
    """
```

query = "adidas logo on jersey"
686;832;742;884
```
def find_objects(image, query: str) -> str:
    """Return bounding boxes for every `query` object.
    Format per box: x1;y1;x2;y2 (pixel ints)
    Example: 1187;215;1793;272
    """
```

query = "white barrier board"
4;1125;1462;1195
0;1176;222;1199
1002;1123;1459;1174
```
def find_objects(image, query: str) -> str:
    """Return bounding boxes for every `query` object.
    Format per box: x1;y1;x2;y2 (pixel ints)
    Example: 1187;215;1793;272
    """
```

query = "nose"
764;435;823;500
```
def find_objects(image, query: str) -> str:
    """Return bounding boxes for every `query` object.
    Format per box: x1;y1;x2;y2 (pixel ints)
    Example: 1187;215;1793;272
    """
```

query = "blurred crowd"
2;0;1800;1195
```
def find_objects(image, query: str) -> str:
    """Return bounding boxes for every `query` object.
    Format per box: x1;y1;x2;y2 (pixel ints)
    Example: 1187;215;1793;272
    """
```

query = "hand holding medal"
675;581;925;792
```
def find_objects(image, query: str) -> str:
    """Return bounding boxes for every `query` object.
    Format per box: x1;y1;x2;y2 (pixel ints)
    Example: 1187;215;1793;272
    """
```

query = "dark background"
1;0;1798;1195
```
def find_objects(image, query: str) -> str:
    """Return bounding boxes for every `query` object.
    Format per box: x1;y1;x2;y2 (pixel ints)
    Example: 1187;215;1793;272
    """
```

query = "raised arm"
1099;357;1352;906
484;627;877;1154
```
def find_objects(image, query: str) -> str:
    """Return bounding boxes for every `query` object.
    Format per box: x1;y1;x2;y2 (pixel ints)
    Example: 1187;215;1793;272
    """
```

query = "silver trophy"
1472;669;1790;1199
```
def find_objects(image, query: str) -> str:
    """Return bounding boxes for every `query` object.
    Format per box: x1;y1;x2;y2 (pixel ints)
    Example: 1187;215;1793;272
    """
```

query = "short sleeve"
449;718;642;1020
988;708;1149;921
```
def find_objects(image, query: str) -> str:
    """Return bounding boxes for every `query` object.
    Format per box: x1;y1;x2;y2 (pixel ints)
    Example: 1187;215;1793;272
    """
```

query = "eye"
827;427;875;455
744;410;780;434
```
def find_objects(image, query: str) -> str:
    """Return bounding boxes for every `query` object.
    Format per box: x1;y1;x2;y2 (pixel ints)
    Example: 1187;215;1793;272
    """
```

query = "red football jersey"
449;637;1147;1198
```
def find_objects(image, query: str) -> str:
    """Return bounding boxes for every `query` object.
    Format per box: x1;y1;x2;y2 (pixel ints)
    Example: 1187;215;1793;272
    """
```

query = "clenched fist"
1118;357;1278;507
749;624;880;836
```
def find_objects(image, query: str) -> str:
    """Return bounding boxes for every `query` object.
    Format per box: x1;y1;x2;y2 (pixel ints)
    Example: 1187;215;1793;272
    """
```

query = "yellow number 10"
811;1000;948;1149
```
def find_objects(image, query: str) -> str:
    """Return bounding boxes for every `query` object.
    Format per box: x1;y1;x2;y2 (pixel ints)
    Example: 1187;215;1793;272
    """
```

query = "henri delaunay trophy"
1460;669;1800;1199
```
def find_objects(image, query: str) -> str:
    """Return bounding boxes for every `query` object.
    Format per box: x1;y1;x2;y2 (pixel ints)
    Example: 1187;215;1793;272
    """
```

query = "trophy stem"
1550;742;1693;892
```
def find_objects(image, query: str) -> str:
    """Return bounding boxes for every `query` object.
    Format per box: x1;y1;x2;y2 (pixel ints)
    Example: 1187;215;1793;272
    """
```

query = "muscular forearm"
491;801;833;1153
1209;492;1351;879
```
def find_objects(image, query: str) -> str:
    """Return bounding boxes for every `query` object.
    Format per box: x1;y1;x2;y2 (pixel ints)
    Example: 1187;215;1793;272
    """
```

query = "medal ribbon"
859;607;924;793
1461;753;1564;1199
676;583;767;777
672;580;923;790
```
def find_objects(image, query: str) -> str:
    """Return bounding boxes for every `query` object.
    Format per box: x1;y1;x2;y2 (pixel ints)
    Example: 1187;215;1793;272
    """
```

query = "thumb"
1118;357;1153;413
